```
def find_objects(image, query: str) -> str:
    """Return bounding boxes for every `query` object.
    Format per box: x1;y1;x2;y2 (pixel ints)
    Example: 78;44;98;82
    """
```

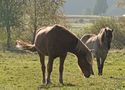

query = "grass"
0;50;125;90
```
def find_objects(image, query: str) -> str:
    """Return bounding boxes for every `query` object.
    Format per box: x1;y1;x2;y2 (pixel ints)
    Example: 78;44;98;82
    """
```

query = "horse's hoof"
42;80;46;85
91;72;94;75
59;80;64;85
98;73;102;76
59;82;64;85
45;81;52;86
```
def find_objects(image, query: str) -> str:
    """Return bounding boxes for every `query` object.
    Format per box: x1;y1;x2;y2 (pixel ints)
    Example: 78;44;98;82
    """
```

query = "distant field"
0;50;125;90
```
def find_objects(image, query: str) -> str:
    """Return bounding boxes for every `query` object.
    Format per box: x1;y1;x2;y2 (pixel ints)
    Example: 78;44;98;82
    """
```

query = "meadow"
0;50;125;90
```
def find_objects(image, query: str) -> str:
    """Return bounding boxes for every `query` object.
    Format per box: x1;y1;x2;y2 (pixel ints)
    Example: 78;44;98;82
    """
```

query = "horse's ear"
105;28;108;32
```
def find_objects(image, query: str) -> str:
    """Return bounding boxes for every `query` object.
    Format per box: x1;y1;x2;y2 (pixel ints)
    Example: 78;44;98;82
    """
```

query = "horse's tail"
16;40;36;52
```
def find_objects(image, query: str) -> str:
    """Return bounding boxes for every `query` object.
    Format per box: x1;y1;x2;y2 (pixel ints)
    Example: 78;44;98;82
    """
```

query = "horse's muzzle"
84;73;91;78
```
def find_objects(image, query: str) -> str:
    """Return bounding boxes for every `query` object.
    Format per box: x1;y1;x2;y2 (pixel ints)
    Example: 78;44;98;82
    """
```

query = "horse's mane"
97;28;106;46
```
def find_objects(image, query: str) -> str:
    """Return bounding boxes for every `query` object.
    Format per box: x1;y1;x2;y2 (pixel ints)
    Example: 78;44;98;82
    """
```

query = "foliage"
116;0;125;8
0;0;25;48
0;0;24;27
82;17;125;49
83;17;117;33
23;0;65;43
0;50;125;90
0;0;66;48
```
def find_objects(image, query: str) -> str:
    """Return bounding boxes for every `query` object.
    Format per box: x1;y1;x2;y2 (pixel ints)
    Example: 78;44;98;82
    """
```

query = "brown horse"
81;27;113;75
16;24;92;85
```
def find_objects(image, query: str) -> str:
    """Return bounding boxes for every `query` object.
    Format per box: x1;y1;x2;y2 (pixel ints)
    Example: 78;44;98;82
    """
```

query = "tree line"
0;0;65;50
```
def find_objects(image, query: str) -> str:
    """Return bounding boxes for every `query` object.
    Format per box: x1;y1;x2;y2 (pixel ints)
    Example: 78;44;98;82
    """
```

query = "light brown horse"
81;27;113;75
16;24;93;85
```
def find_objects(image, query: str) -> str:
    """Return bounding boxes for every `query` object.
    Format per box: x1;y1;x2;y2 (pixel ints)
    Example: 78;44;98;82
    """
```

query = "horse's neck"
104;38;111;50
77;40;90;51
72;43;84;60
97;35;109;50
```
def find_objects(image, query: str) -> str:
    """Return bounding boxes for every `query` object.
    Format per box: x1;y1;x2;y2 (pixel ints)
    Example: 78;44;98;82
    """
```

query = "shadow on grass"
109;76;125;80
38;83;78;89
102;76;125;80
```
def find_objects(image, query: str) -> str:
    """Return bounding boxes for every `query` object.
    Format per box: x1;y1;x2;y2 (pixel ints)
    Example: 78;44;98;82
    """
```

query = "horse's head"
76;40;93;78
100;27;113;49
105;27;113;43
78;50;93;78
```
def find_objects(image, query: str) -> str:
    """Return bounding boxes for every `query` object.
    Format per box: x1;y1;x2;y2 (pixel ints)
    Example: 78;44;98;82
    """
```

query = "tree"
0;0;65;48
25;0;65;43
93;0;108;15
116;0;125;8
0;0;24;49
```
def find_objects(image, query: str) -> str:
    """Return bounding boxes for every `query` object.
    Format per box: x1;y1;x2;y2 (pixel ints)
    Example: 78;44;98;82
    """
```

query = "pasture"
0;50;125;90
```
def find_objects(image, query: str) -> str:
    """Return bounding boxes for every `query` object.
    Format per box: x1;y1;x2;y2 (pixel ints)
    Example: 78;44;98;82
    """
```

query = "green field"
0;50;125;90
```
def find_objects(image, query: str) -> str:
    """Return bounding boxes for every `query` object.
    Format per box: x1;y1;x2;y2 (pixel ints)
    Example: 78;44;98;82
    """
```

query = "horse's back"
35;24;78;56
47;25;78;53
81;34;98;54
81;34;96;43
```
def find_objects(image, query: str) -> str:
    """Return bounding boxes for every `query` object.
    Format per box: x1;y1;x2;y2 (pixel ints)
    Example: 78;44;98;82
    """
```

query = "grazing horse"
16;24;93;85
81;27;113;75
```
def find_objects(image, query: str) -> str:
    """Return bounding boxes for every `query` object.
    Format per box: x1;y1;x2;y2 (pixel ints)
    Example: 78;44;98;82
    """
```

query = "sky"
62;0;125;16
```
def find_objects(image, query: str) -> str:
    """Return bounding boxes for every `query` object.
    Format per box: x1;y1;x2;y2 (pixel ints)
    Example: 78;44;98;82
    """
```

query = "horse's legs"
100;58;105;75
59;53;67;84
97;57;105;75
38;53;46;84
38;53;45;84
46;56;54;85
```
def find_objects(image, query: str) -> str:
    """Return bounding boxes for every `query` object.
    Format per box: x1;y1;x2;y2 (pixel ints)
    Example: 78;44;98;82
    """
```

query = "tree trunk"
32;24;37;44
6;25;11;49
32;0;37;44
5;0;11;49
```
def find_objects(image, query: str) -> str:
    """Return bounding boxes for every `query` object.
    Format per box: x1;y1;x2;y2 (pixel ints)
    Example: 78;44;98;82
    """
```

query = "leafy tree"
0;0;24;49
0;0;65;48
25;0;65;43
93;0;108;15
117;0;125;8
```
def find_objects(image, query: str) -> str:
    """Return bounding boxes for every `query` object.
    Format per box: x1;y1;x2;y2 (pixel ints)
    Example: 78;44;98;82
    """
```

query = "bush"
82;17;125;49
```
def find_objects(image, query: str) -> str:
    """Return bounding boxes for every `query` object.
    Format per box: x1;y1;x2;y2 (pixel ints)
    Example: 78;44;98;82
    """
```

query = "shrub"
82;17;125;49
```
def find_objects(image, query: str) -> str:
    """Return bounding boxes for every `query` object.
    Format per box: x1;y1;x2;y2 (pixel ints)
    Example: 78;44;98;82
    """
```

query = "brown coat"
16;24;92;85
